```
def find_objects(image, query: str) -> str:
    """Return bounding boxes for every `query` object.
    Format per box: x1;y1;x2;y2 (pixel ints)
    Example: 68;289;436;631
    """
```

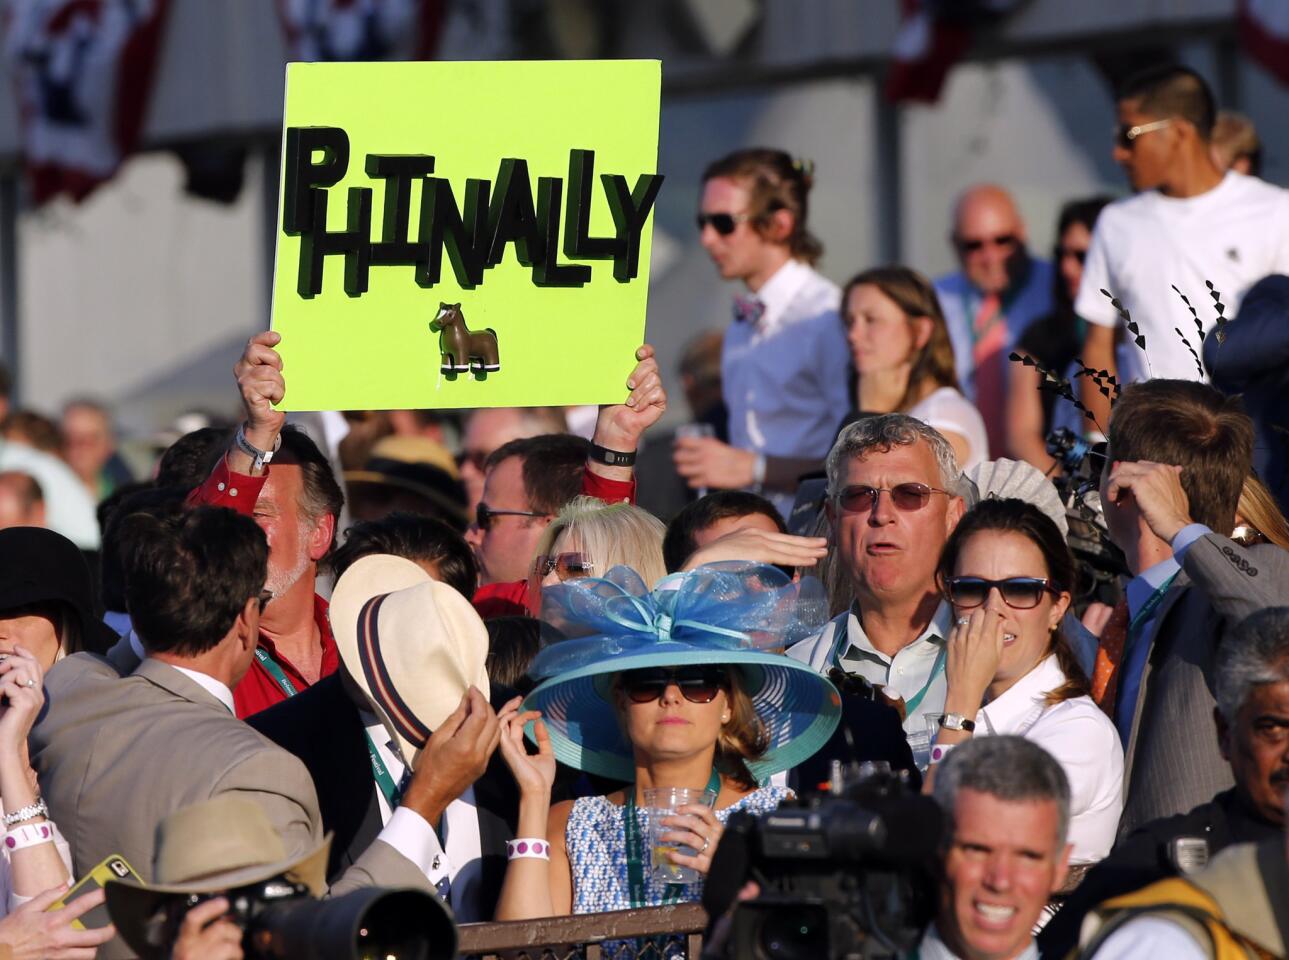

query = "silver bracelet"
3;798;48;828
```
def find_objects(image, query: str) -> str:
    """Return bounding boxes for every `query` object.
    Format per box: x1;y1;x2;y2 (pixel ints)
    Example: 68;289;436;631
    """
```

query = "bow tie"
733;295;765;325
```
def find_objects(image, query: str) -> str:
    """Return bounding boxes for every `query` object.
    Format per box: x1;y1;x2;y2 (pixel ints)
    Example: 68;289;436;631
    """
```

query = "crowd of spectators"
0;61;1287;960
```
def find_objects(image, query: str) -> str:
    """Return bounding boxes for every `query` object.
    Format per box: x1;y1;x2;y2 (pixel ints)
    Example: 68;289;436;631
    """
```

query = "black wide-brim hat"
0;527;118;654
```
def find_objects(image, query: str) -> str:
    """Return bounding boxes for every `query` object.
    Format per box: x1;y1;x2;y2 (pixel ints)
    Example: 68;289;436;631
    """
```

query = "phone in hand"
48;854;141;929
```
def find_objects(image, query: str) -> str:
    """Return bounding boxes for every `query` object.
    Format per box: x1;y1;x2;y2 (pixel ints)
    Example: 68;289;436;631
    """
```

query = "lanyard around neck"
254;646;299;698
832;621;948;718
623;769;722;908
1128;572;1180;642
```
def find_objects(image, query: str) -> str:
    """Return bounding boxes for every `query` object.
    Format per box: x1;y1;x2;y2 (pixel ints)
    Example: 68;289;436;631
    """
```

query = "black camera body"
707;770;941;960
1044;427;1128;607
160;878;455;960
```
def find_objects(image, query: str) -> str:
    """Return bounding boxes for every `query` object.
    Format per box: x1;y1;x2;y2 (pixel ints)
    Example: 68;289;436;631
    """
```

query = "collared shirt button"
229;488;238;497
217;482;226;492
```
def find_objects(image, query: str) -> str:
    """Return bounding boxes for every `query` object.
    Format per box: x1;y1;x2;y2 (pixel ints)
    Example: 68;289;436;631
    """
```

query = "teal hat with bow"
522;563;841;782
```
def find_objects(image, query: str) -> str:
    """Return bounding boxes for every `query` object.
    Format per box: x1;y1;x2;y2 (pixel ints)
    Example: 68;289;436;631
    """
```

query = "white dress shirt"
787;602;953;736
359;713;486;922
972;654;1124;863
916;922;1037;960
142;655;236;714
720;258;850;517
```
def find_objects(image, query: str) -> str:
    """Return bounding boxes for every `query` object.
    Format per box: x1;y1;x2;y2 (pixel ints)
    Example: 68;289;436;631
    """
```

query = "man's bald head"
951;184;1029;296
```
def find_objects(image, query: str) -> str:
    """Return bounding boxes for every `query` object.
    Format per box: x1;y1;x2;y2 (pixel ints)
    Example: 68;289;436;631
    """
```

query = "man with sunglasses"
676;148;850;520
934;184;1054;459
1075;64;1289;430
787;415;966;740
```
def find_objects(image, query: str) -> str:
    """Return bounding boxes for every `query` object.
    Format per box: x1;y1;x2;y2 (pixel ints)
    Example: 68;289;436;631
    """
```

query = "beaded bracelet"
2;798;48;829
506;838;550;861
4;822;55;853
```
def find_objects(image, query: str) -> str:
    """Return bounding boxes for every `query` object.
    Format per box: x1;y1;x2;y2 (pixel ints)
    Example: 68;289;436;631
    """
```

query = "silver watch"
939;712;976;733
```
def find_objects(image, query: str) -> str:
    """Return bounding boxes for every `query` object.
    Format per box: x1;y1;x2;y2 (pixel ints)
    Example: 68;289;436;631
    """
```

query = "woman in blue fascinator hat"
493;562;840;920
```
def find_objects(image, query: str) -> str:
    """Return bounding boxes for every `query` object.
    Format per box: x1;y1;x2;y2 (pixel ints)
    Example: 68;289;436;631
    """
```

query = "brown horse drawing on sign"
430;303;500;375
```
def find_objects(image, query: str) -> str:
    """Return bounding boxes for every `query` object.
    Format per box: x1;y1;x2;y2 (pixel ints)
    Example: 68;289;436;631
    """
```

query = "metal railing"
458;903;708;960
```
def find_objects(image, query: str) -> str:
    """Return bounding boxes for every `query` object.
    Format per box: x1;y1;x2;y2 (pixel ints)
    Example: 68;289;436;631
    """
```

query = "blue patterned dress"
566;786;791;914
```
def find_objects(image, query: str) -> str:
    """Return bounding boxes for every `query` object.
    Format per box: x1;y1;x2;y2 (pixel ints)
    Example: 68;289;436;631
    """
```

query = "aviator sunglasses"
695;211;753;236
620;666;729;704
943;576;1059;610
531;552;595;582
837;482;949;513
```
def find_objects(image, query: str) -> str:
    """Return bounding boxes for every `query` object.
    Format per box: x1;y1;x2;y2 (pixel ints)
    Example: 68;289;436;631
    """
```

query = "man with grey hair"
922;736;1072;960
1041;606;1289;956
788;414;965;738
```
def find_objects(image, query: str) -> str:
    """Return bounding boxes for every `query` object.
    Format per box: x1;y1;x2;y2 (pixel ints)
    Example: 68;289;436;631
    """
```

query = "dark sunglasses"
621;666;729;704
696;211;753;236
955;233;1018;254
475;503;550;532
1055;245;1087;266
257;590;273;613
532;552;595;582
943;576;1058;610
837;482;949;513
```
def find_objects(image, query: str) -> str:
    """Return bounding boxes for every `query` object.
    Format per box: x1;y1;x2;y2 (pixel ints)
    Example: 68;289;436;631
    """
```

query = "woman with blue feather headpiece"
493;562;841;920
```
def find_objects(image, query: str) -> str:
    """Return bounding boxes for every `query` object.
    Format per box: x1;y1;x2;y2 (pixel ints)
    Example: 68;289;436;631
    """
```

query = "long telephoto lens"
246;888;456;960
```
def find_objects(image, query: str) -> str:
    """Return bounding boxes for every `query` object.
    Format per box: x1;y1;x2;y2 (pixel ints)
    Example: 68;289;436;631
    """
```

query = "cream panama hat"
329;553;491;767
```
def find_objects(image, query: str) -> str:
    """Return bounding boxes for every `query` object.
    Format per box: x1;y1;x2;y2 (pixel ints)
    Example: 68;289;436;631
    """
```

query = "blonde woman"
527;497;667;611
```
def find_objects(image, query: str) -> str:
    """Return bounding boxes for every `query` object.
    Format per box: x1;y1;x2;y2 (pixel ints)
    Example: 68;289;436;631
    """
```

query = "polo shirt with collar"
720;257;850;516
359;712;486;922
972;654;1124;863
1114;523;1210;744
787;601;952;737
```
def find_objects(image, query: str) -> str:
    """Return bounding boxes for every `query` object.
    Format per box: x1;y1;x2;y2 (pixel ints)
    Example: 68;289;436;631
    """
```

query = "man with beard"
186;334;346;717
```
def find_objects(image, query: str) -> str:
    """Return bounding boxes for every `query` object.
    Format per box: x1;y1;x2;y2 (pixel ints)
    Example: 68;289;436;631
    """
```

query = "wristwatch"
588;443;636;467
939;713;976;733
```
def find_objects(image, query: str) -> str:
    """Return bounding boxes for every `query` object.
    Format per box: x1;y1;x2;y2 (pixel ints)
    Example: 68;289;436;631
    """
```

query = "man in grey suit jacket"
1100;379;1289;837
31;507;443;959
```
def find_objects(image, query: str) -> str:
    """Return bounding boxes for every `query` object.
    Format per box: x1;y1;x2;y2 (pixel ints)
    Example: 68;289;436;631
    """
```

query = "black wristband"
588;443;637;467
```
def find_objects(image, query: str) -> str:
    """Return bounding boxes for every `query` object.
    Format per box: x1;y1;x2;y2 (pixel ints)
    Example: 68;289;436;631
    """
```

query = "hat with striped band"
330;554;490;767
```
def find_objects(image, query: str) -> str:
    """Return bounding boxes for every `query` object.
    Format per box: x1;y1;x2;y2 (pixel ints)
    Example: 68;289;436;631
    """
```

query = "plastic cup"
675;423;717;498
643;786;718;885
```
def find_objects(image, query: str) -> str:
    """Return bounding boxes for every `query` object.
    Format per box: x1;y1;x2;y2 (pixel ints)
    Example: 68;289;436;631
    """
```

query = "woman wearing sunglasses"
930;498;1123;863
526;496;667;614
493;564;839;920
840;266;988;470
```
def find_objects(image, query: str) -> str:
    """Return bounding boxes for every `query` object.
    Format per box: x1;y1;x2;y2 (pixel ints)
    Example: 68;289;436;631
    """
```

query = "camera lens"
757;905;828;960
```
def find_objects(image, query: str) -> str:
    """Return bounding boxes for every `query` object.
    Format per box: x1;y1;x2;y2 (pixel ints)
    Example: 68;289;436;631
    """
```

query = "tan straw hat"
104;794;330;960
329;554;490;767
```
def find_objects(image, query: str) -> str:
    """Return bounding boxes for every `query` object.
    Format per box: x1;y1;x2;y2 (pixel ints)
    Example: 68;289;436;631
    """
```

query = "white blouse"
908;387;989;469
973;654;1124;863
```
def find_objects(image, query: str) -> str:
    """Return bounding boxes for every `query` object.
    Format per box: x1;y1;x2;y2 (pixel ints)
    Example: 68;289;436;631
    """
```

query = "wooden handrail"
458;903;708;957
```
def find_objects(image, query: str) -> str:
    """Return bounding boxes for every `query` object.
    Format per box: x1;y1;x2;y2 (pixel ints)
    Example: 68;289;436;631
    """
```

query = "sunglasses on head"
955;234;1018;254
1115;118;1173;150
475;503;550;532
696;211;753;236
837;482;949;513
620;666;729;704
532;552;595;582
943;576;1058;610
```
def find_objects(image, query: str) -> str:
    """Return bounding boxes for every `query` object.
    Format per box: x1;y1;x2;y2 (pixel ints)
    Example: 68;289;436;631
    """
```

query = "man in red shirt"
193;332;666;714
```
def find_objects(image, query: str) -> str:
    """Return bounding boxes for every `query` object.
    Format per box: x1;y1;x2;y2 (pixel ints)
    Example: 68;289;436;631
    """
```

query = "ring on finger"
956;617;970;627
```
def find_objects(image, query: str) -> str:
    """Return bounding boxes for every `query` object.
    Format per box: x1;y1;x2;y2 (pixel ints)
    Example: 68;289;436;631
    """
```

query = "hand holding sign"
234;332;287;453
